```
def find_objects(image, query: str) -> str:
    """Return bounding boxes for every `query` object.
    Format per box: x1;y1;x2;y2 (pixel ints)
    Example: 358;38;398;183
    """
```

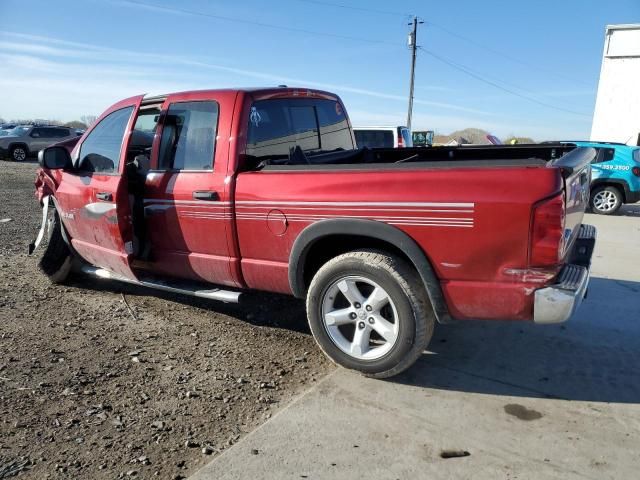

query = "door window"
54;128;71;138
30;128;44;138
78;106;134;173
158;101;219;170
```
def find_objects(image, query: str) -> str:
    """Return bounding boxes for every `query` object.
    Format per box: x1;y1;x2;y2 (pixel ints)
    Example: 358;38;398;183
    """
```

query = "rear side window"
30;128;45;138
633;149;640;163
592;148;615;163
159;101;219;170
354;130;394;149
78;106;133;173
50;128;70;138
245;98;353;162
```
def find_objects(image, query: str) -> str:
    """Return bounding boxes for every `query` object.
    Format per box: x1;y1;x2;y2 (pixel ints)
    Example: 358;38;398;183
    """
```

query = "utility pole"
407;16;423;130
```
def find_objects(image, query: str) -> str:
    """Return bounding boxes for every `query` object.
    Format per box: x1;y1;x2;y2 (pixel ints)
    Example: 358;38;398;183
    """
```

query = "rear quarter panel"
592;148;640;195
234;165;562;320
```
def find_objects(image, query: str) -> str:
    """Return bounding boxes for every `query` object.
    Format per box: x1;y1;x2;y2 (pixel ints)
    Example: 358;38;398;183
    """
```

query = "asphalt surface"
191;205;640;480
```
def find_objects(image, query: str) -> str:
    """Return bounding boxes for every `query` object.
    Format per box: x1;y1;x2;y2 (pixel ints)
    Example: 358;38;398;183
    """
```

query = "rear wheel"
590;185;622;215
306;249;435;378
10;145;28;162
38;210;73;283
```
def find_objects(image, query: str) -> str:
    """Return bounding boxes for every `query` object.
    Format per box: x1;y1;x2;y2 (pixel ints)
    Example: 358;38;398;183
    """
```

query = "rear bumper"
533;224;596;324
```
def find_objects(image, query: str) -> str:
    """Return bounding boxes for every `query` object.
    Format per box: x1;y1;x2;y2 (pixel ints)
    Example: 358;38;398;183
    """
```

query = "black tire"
306;249;435;379
9;144;28;162
38;210;73;284
590;185;622;215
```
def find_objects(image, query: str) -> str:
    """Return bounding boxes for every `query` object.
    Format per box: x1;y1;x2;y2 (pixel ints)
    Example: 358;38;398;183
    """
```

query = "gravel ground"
0;160;333;479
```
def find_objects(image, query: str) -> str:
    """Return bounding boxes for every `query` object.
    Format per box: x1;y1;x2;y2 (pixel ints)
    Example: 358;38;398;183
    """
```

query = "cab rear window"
245;98;353;162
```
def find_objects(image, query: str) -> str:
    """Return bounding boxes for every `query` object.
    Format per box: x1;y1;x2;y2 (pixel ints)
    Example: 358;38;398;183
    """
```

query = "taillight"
397;135;404;148
632;166;640;177
530;193;565;266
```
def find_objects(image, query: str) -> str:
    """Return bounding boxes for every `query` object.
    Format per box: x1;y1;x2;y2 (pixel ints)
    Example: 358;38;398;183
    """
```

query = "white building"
591;24;640;145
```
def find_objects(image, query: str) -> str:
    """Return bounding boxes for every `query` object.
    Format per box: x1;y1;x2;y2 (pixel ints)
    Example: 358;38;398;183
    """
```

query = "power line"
292;0;411;18
421;48;591;117
113;0;591;118
292;0;591;87
424;22;592;86
121;0;400;46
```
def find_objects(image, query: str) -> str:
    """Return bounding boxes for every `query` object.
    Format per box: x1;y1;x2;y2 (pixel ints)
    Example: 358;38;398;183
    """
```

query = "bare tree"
64;120;88;129
80;115;98;127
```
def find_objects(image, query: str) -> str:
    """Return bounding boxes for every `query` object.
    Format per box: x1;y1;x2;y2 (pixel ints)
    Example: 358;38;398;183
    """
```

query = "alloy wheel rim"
321;275;399;361
13;148;26;161
593;190;617;211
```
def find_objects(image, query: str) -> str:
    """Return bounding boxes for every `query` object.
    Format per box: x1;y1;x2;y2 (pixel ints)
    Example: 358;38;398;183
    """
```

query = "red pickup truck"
32;87;596;378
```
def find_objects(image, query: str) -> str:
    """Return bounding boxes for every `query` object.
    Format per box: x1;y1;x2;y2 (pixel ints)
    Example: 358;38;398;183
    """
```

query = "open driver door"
49;95;145;280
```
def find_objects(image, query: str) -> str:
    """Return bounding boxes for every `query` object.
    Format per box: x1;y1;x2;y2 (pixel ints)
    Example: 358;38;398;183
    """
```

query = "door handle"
192;190;220;201
96;192;113;201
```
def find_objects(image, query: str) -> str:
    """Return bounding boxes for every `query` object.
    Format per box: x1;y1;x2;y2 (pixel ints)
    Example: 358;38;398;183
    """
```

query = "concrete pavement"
191;207;640;480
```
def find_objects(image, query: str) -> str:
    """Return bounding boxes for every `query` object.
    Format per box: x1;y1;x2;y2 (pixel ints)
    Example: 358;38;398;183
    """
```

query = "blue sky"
0;0;638;139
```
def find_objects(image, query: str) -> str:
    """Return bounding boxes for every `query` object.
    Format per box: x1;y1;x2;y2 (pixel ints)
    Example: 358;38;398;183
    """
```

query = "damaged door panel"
49;97;142;280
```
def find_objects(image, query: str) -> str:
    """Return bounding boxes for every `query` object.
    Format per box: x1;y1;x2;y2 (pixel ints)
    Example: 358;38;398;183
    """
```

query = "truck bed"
253;144;578;171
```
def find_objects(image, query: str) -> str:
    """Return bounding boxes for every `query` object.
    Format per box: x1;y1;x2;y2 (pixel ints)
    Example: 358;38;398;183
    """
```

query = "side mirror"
38;146;73;170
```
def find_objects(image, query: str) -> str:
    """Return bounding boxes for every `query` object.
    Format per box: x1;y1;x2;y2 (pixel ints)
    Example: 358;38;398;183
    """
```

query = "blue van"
560;142;640;215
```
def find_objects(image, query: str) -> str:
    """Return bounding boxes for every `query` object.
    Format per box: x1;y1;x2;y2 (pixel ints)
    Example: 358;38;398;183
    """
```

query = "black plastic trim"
288;218;452;324
260;158;548;172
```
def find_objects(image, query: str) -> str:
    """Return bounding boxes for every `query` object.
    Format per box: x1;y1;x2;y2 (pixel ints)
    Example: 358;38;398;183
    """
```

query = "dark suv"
0;125;78;161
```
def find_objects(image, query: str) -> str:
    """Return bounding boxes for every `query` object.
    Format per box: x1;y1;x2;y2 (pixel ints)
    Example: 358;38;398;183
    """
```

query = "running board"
80;265;242;303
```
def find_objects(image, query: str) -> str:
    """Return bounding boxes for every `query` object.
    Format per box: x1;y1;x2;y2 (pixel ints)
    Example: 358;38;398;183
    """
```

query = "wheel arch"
288;218;452;324
591;179;630;203
9;142;30;154
48;196;77;254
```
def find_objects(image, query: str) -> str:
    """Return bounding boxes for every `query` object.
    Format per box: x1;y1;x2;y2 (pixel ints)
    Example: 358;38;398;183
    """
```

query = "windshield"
11;126;29;136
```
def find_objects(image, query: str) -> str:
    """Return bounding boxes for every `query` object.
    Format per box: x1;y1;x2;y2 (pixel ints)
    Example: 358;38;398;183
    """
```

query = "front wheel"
306;250;435;379
10;145;28;162
38;210;73;283
590;186;622;215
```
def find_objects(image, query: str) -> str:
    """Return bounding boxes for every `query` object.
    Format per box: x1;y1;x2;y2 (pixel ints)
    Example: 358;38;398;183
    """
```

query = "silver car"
0;125;78;161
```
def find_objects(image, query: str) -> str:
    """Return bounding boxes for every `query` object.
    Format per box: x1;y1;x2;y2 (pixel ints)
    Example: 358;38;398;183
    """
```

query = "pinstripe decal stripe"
145;199;475;228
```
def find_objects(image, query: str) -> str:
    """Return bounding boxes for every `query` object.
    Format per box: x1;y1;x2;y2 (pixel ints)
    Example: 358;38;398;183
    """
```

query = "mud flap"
28;195;50;255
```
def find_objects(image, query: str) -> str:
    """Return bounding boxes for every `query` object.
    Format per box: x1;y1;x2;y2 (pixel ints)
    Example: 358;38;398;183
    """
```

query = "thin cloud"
0;31;494;117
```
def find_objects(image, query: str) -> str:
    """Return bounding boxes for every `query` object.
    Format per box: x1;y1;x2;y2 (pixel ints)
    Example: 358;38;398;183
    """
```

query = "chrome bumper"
533;224;596;324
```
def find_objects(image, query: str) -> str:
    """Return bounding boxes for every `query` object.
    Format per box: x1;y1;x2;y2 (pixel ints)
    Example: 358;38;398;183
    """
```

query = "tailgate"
549;147;596;259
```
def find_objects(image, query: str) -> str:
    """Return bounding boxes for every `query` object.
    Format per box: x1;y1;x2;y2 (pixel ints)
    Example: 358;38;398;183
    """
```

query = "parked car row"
0;125;81;162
